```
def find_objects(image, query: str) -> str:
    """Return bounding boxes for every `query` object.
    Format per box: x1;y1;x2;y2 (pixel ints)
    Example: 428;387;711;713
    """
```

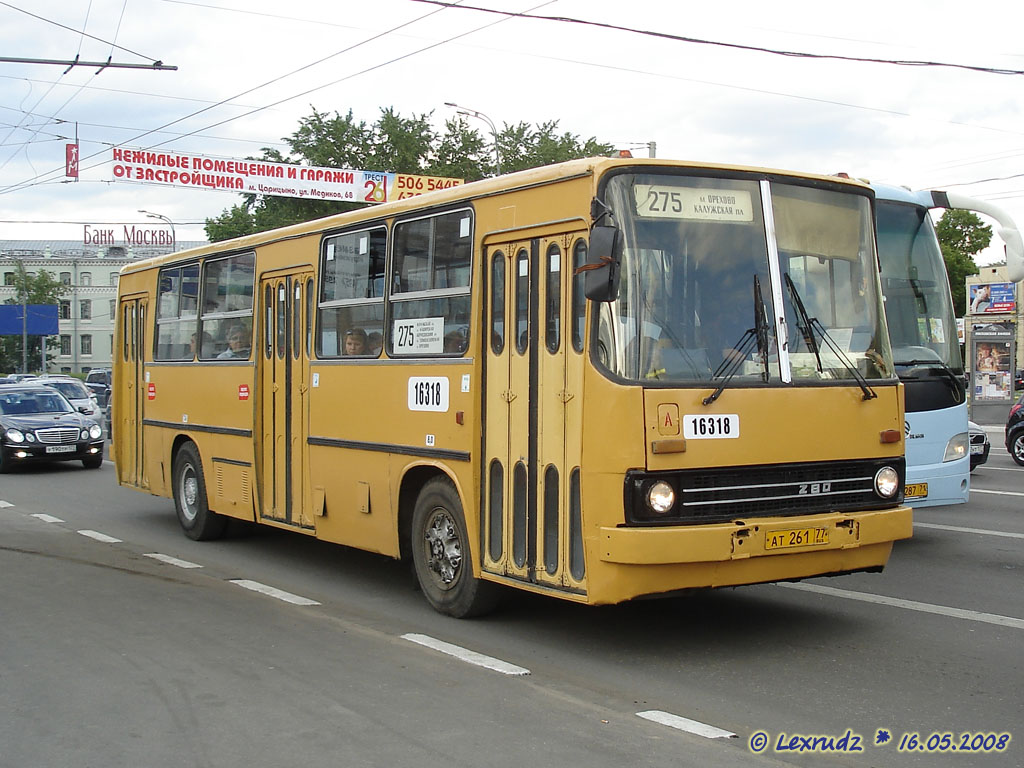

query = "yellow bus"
113;157;912;617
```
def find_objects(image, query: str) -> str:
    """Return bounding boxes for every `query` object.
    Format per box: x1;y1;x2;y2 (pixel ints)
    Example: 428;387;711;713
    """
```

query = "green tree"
205;107;614;242
0;262;66;373
935;209;992;315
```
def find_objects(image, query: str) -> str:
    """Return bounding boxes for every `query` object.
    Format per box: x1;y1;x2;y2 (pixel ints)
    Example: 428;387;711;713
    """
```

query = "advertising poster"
968;282;1016;314
110;147;462;204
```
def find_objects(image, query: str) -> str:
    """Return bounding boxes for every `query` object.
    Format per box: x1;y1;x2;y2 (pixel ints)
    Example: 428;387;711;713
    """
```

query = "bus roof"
119;156;872;277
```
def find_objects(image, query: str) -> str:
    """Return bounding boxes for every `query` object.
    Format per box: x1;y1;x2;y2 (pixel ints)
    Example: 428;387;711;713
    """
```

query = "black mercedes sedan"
0;384;105;472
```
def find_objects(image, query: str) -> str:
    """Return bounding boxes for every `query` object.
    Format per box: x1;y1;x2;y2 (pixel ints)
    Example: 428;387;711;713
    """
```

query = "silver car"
38;377;101;419
968;420;990;472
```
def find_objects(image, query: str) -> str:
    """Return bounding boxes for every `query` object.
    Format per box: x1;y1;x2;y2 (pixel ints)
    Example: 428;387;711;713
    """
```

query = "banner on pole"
110;147;462;204
66;143;79;178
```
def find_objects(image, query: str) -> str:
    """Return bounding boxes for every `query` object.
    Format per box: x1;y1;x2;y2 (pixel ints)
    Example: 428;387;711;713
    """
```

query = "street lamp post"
138;209;176;251
444;102;501;176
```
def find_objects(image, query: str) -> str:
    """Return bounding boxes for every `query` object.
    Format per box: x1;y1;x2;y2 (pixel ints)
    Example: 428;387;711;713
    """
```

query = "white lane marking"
637;710;736;739
402;633;530;676
230;579;320;606
32;513;65;523
144;553;203;569
77;529;122;543
971;488;1024;497
778;582;1024;630
0;500;14;508
915;522;1024;540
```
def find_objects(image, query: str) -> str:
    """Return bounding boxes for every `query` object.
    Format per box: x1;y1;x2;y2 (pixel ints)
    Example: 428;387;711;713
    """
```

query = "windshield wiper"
753;274;771;383
783;274;877;401
703;275;768;405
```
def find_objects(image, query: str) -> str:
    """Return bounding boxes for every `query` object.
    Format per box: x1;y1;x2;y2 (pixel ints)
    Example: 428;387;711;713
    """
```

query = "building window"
109;299;116;319
81;334;92;355
60;367;71;374
3;272;13;286
109;273;119;286
80;299;91;320
80;272;92;286
60;271;71;286
60;300;71;319
60;335;71;356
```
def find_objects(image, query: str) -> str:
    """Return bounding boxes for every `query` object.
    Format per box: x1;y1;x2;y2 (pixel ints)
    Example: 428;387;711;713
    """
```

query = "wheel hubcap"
423;508;462;589
180;465;198;521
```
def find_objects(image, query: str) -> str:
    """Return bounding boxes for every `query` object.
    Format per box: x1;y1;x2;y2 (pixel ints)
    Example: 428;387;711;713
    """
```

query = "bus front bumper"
599;506;913;566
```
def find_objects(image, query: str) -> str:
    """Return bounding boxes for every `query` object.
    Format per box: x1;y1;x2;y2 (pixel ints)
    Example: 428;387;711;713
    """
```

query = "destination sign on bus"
634;185;753;222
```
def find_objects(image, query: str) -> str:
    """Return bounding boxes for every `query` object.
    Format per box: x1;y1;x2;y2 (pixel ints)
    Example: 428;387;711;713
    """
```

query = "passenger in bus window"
444;330;466;354
344;327;367;355
218;325;250;359
366;331;383;356
191;331;213;359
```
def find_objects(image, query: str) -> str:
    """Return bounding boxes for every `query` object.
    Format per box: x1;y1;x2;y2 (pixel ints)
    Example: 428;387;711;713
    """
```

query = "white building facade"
1;240;205;375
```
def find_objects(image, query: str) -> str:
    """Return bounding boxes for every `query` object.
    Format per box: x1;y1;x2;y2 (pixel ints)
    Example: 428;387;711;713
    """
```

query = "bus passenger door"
116;295;148;489
483;231;586;591
258;272;314;527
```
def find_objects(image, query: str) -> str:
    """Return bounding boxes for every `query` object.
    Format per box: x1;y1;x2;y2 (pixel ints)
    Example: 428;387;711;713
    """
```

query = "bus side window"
390;210;473;356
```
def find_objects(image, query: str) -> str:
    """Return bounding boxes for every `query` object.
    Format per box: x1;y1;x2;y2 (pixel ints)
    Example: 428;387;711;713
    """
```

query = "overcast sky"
1;0;1022;264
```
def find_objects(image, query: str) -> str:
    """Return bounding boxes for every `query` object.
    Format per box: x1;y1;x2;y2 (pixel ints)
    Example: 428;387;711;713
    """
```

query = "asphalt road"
1;439;1021;768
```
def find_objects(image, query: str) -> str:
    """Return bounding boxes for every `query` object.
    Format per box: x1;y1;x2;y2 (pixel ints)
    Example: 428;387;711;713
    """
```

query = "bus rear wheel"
411;478;499;618
172;442;227;541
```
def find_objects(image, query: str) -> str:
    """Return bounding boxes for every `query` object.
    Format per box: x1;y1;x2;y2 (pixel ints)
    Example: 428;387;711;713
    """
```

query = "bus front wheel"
172;442;227;541
411;478;499;618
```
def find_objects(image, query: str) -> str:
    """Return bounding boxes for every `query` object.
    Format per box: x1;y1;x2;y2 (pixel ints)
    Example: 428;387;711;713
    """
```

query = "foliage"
205;107;614;242
0;262;67;374
935;209;992;315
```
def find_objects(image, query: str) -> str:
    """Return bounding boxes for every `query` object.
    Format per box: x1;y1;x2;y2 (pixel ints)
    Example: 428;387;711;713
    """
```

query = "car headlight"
943;432;968;462
5;428;25;443
874;466;900;498
80;429;90;440
89;424;102;440
646;480;676;514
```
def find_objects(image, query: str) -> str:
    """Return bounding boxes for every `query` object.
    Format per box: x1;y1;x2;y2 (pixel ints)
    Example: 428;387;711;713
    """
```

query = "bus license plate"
904;482;928;499
765;527;829;550
45;445;76;454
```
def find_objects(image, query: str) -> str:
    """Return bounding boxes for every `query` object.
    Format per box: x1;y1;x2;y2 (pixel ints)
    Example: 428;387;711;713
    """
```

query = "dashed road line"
971;488;1024;497
402;633;530;676
144;553;203;569
636;710;736;739
229;579;320;606
0;500;14;508
778;582;1024;630
32;513;65;523
915;522;1024;539
77;529;122;544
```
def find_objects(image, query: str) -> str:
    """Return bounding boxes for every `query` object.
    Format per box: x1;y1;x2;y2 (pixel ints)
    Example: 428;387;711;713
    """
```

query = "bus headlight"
5;428;25;443
874;466;900;499
646;480;676;514
943;432;968;462
89;424;103;440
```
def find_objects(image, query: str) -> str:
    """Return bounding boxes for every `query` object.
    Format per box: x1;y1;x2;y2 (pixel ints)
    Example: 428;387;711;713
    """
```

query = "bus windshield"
876;199;963;377
595;172;893;386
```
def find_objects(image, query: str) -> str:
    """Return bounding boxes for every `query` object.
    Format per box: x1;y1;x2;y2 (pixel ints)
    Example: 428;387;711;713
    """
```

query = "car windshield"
0;391;74;415
45;380;90;400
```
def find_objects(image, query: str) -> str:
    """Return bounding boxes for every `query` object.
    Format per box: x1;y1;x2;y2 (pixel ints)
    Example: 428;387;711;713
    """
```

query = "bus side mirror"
584;225;622;302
